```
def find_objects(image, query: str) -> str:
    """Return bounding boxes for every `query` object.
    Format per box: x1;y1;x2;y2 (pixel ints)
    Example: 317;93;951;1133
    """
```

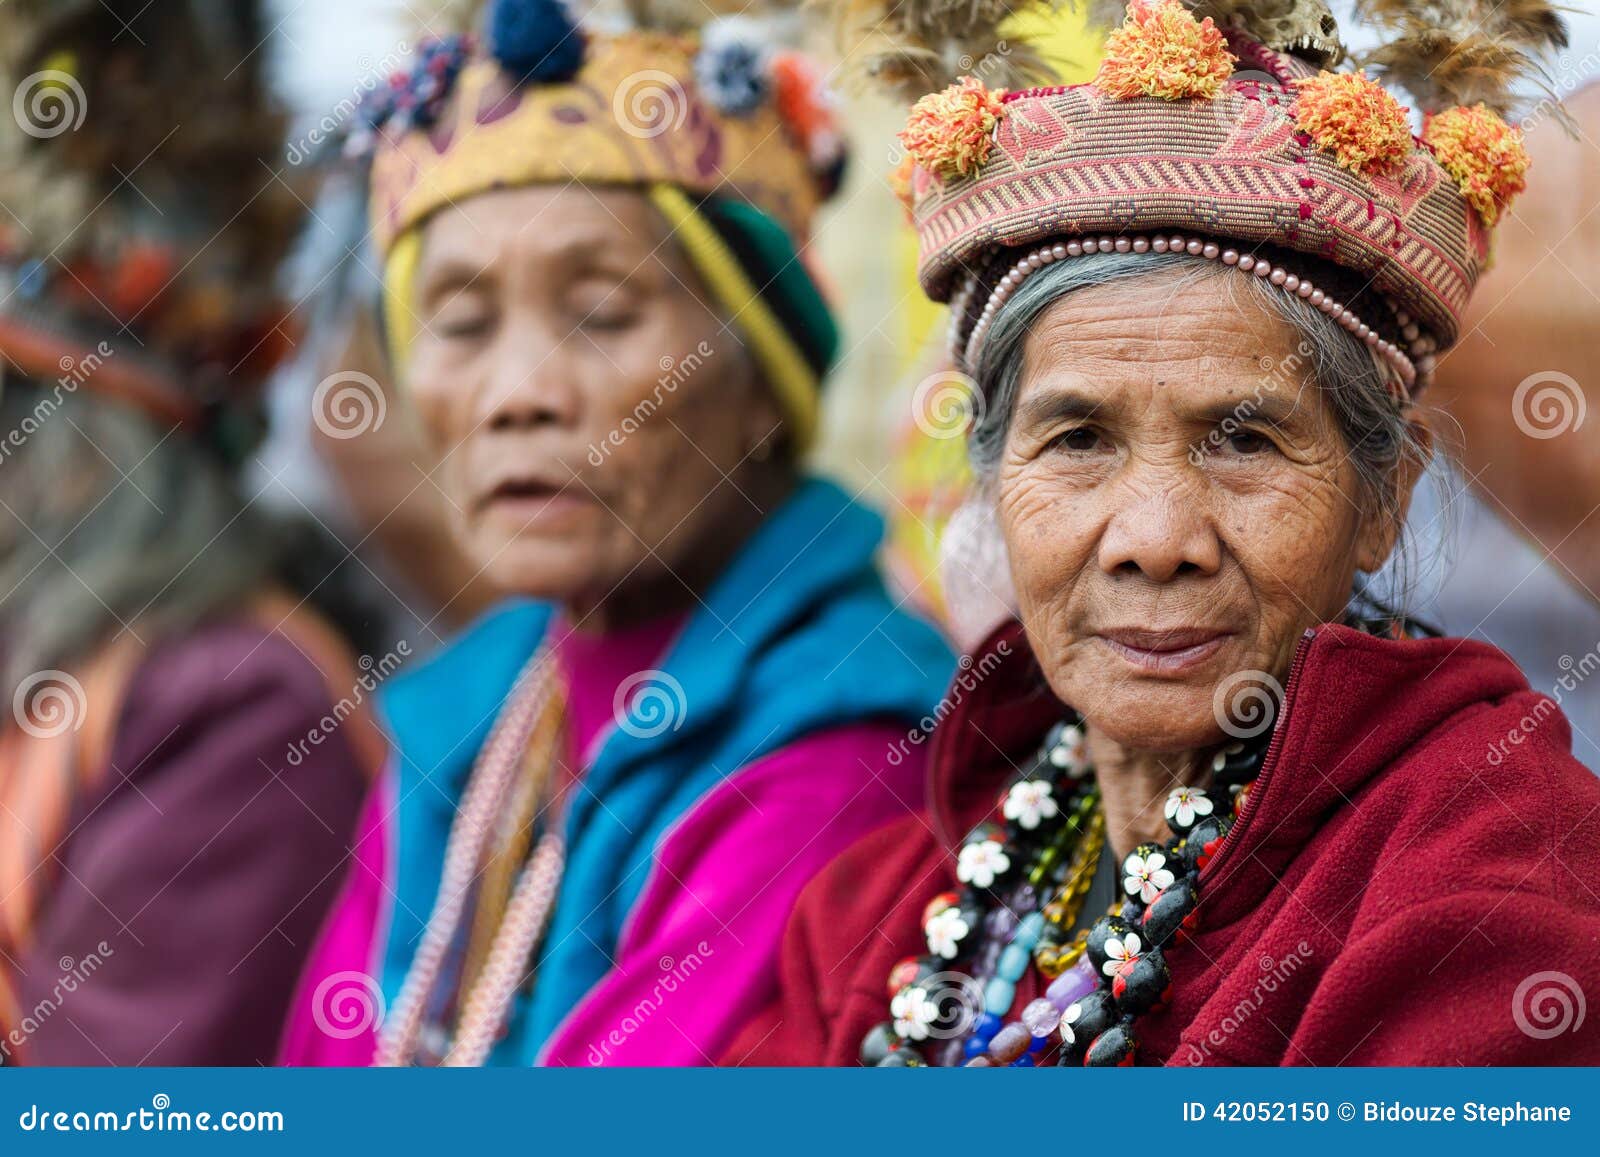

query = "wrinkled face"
996;272;1402;754
405;185;778;609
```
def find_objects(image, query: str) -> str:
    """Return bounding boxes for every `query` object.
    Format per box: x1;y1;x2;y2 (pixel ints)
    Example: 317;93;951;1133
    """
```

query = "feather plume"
828;0;1069;101
1351;0;1568;114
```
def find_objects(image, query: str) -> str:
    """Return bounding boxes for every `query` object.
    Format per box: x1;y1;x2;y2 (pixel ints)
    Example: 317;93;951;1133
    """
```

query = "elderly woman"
0;1;376;1064
730;0;1600;1066
279;0;951;1067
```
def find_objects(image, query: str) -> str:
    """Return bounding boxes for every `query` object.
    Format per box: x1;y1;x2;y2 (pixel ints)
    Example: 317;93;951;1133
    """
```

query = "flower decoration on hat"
773;52;848;196
695;18;771;117
1423;103;1529;227
899;75;1007;181
1291;69;1414;176
1094;0;1235;101
348;34;475;155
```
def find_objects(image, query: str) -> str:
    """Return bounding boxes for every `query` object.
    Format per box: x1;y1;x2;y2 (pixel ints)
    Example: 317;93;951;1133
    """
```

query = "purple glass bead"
1046;959;1099;1010
985;1022;1032;1065
1020;997;1061;1038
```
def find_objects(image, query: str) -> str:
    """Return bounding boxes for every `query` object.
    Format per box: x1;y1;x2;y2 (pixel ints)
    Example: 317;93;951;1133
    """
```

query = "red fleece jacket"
727;622;1600;1066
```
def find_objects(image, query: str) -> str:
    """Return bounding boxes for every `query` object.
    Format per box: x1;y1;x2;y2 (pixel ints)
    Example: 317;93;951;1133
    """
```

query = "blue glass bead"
1016;911;1045;946
998;942;1030;981
962;1035;988;1060
984;977;1016;1014
1009;1052;1036;1067
973;1012;1002;1040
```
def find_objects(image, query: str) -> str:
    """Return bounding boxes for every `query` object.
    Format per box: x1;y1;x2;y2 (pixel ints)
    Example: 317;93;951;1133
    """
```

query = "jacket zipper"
1199;627;1317;886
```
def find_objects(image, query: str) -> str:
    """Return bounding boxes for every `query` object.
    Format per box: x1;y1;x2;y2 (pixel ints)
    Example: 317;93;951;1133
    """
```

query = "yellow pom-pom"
1094;0;1235;101
1423;104;1529;227
1292;71;1413;177
899;77;1007;181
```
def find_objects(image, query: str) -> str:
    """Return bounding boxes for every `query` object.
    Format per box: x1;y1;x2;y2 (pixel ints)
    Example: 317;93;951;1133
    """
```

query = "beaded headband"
848;0;1565;397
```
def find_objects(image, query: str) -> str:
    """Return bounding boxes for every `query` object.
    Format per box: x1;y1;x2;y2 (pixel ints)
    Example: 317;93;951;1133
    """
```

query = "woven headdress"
359;0;848;450
0;0;302;436
845;0;1566;394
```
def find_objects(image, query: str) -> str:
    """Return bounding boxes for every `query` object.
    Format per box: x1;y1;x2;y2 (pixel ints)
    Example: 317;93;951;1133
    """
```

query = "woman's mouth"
1095;627;1232;675
478;477;592;525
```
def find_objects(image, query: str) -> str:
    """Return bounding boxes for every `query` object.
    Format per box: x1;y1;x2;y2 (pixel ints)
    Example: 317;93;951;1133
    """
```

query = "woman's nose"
1095;474;1223;582
479;323;583;432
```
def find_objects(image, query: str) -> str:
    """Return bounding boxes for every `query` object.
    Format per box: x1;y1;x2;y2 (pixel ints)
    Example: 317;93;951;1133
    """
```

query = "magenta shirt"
278;615;925;1066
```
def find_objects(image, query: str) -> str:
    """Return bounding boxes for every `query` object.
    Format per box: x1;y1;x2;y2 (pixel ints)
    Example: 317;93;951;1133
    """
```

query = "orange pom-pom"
1423;104;1529;227
1094;0;1235;101
899;76;1007;181
1292;71;1413;177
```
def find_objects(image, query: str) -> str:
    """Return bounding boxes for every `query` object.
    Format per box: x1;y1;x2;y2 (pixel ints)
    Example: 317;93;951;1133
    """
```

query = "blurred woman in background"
278;0;952;1067
0;0;377;1064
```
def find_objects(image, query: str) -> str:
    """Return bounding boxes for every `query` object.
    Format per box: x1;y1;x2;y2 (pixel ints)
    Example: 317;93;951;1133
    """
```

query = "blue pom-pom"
489;0;585;84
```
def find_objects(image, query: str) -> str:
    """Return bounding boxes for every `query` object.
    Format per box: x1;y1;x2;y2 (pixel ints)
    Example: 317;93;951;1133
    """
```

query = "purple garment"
12;619;368;1065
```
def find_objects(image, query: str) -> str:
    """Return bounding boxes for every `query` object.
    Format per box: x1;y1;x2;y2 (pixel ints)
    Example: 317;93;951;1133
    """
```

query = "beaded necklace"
862;717;1265;1068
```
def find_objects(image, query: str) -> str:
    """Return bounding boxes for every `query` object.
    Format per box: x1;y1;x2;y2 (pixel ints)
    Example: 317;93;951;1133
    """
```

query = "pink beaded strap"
376;647;566;1068
956;233;1429;396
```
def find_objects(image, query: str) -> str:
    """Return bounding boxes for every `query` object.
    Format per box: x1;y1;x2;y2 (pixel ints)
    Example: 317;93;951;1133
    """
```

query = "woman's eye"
1223;429;1272;455
1048;426;1102;453
435;311;493;340
581;305;640;332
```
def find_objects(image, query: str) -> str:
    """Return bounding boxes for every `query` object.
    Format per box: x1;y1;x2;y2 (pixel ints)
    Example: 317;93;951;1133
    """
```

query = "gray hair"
0;384;273;690
965;251;1438;613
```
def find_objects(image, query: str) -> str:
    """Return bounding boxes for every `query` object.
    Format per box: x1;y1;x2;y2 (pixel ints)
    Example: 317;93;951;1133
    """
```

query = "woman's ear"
1356;405;1434;573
